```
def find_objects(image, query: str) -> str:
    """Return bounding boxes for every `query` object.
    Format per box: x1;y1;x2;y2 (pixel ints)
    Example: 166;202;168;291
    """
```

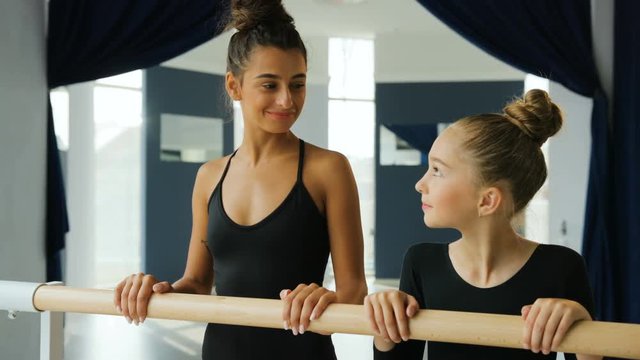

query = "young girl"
113;1;367;359
365;89;599;360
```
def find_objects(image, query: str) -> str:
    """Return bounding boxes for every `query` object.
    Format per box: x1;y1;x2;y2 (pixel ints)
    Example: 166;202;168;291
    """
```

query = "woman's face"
415;126;481;229
228;46;307;135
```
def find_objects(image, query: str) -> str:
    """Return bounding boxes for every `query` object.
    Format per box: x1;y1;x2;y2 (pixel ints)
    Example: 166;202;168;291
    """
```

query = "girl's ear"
226;72;241;101
477;186;503;217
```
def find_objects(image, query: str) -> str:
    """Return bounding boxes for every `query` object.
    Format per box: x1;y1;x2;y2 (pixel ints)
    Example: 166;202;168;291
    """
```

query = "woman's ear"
477;186;503;217
225;72;241;101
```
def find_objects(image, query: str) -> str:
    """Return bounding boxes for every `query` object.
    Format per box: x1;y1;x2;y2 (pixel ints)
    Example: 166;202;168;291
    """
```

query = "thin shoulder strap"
296;139;305;183
220;149;239;182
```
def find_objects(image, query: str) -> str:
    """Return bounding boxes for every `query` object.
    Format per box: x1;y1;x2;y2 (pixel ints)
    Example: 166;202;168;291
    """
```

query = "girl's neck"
450;220;537;287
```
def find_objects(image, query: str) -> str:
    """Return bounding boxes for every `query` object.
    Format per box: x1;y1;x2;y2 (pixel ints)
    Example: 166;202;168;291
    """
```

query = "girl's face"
227;46;307;135
415;127;481;229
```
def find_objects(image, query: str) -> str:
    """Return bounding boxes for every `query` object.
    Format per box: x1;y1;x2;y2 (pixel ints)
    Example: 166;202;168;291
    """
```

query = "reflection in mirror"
160;113;224;163
379;123;452;166
379;125;422;166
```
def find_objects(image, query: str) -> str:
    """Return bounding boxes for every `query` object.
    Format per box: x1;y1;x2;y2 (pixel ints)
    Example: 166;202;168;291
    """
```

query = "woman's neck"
238;131;297;166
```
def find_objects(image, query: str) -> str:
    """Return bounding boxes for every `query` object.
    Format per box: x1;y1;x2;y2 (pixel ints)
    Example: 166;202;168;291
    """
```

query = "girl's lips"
422;203;433;210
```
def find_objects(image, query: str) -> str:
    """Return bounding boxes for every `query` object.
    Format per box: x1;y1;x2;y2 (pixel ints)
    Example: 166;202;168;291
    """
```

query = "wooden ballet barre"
32;285;640;359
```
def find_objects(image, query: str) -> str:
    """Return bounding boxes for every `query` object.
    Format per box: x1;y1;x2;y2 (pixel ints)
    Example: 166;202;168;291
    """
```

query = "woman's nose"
276;88;293;108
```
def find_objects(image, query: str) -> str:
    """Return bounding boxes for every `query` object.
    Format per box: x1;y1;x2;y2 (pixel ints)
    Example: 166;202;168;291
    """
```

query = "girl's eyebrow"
429;156;450;168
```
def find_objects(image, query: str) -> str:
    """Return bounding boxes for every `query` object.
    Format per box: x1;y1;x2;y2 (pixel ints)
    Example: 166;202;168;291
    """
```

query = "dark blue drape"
415;0;618;321
612;0;640;324
383;123;438;163
46;103;68;282
46;0;230;280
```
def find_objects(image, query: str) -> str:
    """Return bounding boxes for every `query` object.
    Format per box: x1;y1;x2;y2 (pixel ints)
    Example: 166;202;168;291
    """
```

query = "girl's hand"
114;273;173;325
521;298;592;355
280;283;336;335
365;290;419;347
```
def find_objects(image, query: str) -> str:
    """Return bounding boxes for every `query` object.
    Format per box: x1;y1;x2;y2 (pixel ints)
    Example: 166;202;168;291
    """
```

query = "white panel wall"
293;83;329;148
375;31;524;83
174;34;331;149
0;0;47;359
546;82;593;252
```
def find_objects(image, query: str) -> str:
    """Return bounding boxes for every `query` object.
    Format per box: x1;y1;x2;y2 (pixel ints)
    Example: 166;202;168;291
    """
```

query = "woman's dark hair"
226;0;307;78
455;89;563;214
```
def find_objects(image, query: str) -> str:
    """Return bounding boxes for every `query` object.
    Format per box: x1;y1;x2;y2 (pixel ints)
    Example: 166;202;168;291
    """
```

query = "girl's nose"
415;174;428;194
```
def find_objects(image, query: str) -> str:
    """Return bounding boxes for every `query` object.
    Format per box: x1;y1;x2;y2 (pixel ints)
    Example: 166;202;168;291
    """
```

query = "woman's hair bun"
229;0;294;32
503;89;563;146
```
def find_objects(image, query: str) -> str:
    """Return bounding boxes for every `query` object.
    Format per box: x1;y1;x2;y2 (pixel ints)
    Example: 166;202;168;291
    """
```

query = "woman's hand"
280;283;337;335
113;273;173;325
365;290;419;351
521;298;592;355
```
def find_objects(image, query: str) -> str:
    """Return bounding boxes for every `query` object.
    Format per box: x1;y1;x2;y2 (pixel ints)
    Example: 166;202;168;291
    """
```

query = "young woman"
113;1;367;359
365;90;599;360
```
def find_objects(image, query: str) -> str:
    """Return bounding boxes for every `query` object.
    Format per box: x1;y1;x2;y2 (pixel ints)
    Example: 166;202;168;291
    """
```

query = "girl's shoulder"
534;243;583;263
404;242;449;268
529;243;587;277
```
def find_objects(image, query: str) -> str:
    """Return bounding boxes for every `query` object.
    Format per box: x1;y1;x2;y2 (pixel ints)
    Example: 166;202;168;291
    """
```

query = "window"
523;74;550;244
328;38;375;275
94;70;143;286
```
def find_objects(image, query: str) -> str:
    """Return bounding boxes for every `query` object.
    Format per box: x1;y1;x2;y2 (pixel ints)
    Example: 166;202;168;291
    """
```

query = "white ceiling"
284;0;448;38
163;0;523;81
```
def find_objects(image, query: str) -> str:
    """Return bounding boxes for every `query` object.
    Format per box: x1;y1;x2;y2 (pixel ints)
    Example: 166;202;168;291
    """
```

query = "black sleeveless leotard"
202;139;337;359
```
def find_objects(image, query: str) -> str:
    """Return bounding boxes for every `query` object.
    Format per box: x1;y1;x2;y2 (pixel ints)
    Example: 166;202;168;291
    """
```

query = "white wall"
293;36;329;148
0;0;47;359
375;31;524;83
65;83;97;287
172;33;331;149
163;33;330;85
546;82;593;252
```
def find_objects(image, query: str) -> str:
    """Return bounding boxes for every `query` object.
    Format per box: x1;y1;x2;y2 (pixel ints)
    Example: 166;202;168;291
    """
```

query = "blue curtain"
383;123;438;162
415;0;618;321
46;0;230;281
46;104;68;282
612;0;640;324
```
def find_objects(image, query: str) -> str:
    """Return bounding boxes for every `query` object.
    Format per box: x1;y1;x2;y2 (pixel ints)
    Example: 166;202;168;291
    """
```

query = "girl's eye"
262;83;276;89
432;166;442;176
291;83;305;90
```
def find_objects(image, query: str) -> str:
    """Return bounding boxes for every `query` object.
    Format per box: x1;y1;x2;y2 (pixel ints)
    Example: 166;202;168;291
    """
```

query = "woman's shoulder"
302;143;354;185
198;155;231;178
193;155;234;193
303;142;350;168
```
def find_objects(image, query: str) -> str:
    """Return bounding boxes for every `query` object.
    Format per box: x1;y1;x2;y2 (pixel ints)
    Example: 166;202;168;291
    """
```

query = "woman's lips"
266;111;295;120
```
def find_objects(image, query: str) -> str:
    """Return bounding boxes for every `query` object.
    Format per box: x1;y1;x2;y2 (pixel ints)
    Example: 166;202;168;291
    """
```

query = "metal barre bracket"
0;281;64;319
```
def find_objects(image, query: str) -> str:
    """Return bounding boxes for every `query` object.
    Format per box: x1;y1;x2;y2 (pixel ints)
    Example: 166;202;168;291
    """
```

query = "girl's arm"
521;298;601;359
368;246;426;360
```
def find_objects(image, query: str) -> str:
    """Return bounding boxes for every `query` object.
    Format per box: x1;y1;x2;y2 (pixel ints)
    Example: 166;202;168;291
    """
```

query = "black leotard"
203;139;336;360
375;242;595;360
